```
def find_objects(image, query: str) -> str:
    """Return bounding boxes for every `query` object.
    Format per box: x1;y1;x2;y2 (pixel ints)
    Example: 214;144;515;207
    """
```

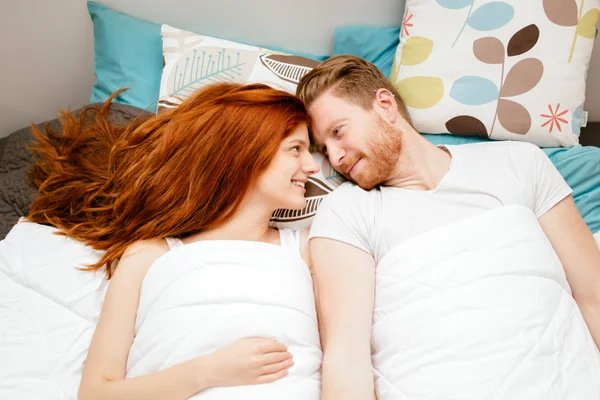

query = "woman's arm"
79;239;205;400
79;239;294;400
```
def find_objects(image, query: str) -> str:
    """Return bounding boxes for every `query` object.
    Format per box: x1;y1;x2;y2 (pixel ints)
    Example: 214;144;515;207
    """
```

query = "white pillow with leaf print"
390;0;600;147
157;24;320;113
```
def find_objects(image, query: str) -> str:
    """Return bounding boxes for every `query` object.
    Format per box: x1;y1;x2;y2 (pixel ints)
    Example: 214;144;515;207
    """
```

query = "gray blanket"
0;103;150;239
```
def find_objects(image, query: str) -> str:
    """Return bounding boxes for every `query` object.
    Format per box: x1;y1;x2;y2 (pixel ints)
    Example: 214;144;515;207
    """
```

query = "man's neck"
383;127;452;190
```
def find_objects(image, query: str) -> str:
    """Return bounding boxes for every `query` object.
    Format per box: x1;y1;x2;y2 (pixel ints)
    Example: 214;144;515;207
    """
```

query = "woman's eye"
291;146;300;152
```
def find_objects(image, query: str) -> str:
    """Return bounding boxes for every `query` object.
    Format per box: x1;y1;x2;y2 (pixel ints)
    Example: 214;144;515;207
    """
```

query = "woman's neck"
185;193;279;245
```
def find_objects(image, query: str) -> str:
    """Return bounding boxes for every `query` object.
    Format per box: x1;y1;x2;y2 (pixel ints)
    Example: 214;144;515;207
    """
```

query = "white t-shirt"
309;141;573;263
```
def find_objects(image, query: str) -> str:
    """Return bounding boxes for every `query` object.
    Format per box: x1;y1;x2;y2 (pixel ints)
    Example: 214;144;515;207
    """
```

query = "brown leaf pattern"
543;0;579;26
507;24;540;57
498;99;531;134
446;115;489;137
473;37;505;64
500;58;544;97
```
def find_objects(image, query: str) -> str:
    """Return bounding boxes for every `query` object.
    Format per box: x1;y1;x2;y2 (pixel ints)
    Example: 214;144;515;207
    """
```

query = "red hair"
27;83;308;277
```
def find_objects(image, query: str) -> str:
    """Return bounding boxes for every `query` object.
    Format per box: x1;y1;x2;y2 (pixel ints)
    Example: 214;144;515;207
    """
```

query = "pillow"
544;145;600;233
333;26;400;78
87;2;329;113
88;1;163;112
388;0;600;147
157;24;322;112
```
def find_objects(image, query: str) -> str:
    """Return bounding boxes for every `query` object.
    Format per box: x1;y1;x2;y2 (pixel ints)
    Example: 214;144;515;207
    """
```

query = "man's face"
308;90;403;190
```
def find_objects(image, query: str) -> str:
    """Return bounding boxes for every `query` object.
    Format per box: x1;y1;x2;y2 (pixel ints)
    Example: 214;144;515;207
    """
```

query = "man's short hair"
296;55;412;124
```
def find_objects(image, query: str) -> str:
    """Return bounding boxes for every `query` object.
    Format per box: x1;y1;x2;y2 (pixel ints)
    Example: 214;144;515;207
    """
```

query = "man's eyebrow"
325;118;345;134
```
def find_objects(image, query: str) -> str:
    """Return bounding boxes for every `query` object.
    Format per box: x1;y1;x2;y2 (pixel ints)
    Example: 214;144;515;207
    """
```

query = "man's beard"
341;116;403;190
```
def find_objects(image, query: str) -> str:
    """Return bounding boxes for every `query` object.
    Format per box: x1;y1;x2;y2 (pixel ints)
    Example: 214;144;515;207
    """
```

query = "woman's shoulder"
116;239;170;274
122;238;170;258
110;238;170;285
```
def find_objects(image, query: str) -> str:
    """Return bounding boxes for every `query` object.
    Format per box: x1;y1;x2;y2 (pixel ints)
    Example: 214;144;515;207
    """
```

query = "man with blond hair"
297;55;600;400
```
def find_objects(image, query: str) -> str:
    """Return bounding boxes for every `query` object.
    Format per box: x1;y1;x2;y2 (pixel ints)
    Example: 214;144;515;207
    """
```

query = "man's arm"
538;195;600;349
310;237;376;400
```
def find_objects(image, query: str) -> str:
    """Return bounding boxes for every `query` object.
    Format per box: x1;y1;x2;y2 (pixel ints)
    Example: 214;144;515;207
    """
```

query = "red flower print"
402;9;413;38
541;104;568;133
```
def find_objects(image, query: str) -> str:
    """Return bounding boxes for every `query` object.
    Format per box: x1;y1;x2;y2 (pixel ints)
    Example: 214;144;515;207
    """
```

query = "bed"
2;0;600;399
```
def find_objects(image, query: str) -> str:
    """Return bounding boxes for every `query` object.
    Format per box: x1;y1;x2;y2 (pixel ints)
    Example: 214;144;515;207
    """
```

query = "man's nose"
328;144;345;168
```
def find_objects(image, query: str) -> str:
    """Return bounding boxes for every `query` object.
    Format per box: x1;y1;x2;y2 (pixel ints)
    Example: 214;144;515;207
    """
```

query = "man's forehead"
308;95;346;132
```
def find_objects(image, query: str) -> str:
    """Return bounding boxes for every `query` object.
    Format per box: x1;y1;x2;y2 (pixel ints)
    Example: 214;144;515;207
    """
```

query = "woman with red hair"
27;83;321;399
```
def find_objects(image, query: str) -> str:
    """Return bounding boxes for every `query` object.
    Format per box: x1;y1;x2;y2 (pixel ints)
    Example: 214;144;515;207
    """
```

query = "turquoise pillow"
333;26;400;77
88;1;163;112
333;26;400;78
88;1;329;112
544;146;600;233
424;134;600;233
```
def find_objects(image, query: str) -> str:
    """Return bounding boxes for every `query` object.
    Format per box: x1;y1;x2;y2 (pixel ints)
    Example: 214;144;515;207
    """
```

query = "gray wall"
0;0;95;137
1;0;600;138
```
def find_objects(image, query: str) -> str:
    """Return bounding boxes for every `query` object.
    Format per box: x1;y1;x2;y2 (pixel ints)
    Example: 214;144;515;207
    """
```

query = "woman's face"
255;123;320;210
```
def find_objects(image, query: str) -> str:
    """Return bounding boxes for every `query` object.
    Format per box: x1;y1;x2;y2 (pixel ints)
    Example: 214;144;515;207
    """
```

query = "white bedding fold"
372;205;600;400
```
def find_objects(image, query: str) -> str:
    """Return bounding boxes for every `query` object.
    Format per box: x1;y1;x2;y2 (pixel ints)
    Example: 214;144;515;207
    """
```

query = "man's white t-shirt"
309;141;573;263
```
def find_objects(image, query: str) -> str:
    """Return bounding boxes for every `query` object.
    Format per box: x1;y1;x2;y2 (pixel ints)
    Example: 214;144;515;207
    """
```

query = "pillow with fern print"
158;24;320;113
389;0;600;147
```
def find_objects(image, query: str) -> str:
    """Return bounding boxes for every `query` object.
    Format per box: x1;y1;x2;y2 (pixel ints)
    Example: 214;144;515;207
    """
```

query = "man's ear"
374;88;398;124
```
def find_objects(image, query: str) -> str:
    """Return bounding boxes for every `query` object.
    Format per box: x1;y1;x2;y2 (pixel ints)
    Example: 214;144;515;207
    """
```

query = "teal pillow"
544;146;600;233
88;1;163;112
333;26;400;78
88;1;329;112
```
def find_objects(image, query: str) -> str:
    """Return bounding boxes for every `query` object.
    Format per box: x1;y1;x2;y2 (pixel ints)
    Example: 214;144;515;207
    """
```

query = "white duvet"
372;205;600;399
0;221;321;400
126;240;322;399
0;222;107;400
2;209;600;400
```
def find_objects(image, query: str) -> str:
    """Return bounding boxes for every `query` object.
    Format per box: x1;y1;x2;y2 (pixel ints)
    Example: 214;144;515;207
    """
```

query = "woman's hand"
204;337;294;387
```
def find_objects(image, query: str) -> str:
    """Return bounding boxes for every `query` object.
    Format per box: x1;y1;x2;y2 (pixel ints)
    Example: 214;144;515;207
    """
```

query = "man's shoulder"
327;181;379;201
318;181;379;213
